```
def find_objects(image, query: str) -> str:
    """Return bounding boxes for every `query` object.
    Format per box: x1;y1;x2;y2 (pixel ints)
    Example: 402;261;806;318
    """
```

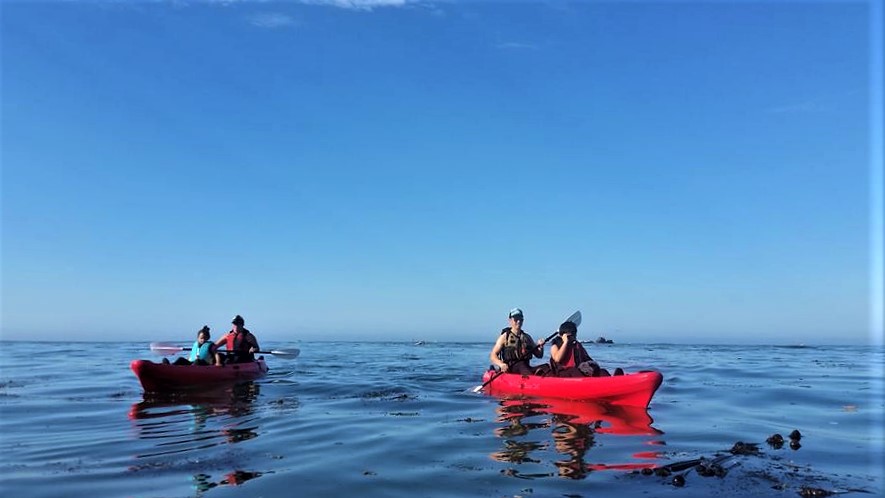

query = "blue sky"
2;0;882;345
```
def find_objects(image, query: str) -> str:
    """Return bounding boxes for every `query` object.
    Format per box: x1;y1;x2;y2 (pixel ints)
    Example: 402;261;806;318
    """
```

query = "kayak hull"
131;358;269;392
481;369;663;408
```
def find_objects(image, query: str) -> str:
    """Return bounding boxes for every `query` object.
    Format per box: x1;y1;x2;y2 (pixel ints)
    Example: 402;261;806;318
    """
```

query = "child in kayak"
549;320;623;377
168;326;217;366
489;308;547;375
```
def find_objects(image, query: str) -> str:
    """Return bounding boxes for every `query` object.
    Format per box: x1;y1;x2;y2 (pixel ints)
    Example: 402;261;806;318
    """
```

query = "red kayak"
130;358;269;392
481;369;663;408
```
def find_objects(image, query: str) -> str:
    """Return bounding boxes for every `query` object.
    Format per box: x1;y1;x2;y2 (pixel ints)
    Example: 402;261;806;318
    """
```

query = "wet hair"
198;325;211;339
559;321;578;335
232;315;245;326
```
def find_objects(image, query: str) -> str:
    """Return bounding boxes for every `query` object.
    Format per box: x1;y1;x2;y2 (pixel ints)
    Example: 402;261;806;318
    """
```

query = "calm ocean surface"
1;341;882;497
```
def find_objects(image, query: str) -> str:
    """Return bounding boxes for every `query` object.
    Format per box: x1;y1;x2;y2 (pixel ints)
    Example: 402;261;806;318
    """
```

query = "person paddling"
215;315;260;365
489;308;546;375
549;320;622;377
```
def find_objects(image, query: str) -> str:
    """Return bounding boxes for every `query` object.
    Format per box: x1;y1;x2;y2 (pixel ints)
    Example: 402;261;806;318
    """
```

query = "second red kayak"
481;369;663;408
131;358;269;392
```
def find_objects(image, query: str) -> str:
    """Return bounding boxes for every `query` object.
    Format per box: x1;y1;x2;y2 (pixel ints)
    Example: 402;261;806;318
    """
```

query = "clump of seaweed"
630;429;874;497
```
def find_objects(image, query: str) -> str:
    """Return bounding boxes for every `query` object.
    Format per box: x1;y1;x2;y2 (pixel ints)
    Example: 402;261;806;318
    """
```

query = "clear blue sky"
2;0;882;345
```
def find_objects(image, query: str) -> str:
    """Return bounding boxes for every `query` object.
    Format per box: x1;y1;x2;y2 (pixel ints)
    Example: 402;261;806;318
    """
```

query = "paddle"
473;310;582;393
150;342;301;359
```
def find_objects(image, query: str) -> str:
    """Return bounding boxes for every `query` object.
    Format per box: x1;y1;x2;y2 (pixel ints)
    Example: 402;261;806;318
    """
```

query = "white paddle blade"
149;342;186;355
266;349;300;359
472;385;484;393
566;310;582;327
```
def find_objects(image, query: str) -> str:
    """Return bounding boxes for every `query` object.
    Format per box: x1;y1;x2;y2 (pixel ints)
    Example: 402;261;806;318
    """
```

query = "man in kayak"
489;308;546;375
549;320;622;377
170;325;217;366
215;315;260;365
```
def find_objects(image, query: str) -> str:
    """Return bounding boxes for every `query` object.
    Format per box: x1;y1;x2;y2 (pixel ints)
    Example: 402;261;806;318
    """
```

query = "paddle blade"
263;349;300;359
149;342;186;355
566;310;582;327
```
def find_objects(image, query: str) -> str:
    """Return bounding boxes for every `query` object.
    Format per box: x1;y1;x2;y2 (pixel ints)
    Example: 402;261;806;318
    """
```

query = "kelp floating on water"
631;431;874;496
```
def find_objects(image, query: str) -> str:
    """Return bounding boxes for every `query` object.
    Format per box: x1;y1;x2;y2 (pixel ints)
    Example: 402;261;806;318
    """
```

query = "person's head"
232;315;245;329
197;325;211;343
508;308;524;326
559;321;578;337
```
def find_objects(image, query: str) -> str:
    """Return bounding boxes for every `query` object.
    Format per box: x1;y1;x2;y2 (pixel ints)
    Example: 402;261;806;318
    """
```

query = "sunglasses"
510;316;524;321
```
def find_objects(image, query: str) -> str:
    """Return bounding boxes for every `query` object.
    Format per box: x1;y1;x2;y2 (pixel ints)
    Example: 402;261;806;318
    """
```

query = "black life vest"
499;328;532;364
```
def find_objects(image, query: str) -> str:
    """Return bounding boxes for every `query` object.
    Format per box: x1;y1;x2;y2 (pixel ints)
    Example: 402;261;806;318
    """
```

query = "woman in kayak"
549;320;622;377
168;326;217;366
489;308;546;375
215;315;260;365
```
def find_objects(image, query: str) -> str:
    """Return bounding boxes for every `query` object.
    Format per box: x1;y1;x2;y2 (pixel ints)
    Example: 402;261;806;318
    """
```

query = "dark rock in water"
798;487;834;497
641;467;654;476
672;474;686;487
789;429;802;440
594;336;615;344
729;441;760;455
766;433;784;448
790;439;802;451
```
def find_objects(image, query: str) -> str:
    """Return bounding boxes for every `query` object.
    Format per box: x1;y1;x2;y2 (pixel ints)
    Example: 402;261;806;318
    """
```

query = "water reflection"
491;397;663;479
128;382;262;457
192;470;264;494
551;417;595;478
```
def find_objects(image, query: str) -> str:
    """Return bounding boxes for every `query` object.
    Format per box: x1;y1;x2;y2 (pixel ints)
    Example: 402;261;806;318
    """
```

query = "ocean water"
0;341;882;498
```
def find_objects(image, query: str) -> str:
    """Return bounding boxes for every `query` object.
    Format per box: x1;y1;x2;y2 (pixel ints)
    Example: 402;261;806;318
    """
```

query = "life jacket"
188;340;213;362
551;336;592;368
499;328;532;364
225;328;255;362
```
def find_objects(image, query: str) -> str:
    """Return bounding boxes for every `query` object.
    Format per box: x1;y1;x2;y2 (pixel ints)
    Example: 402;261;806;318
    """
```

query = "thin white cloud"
249;12;297;28
206;0;413;9
496;41;539;50
767;100;826;114
298;0;410;10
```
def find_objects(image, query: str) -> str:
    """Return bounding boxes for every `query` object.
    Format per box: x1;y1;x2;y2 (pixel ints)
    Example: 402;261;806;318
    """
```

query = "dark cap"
559;321;578;335
232;315;245;326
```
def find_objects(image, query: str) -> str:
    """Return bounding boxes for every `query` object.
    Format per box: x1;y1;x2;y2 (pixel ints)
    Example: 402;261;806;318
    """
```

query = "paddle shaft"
478;330;559;391
150;342;299;359
218;349;299;359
